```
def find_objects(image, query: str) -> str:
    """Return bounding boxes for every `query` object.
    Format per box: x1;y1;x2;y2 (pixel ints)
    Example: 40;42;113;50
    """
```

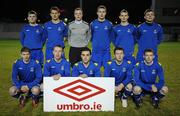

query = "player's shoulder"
44;21;51;25
82;21;89;25
113;24;120;29
155;62;162;67
74;61;82;67
137;23;144;28
14;59;21;64
107;61;112;65
93;62;99;67
105;19;113;25
46;59;52;64
90;19;97;25
61;21;67;26
68;21;75;25
129;24;137;28
135;62;142;67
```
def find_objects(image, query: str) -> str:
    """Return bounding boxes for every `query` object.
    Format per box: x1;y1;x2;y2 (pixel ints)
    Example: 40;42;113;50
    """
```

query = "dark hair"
81;47;91;55
74;7;83;13
50;6;60;13
114;47;124;54
144;9;154;15
97;5;107;12
21;47;30;53
28;10;37;16
120;9;129;15
53;45;64;51
144;49;154;55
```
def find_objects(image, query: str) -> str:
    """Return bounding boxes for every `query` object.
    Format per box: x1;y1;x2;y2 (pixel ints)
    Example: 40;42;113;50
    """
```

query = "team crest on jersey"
51;66;55;68
94;26;98;29
154;30;157;34
89;70;93;75
152;69;156;74
47;27;52;29
58;27;61;31
18;67;23;70
117;29;121;32
143;30;147;32
112;68;116;71
104;26;108;30
127;29;131;33
141;69;145;72
122;68;126;72
61;66;64;70
30;67;34;72
26;29;30;32
79;71;83;73
36;29;40;33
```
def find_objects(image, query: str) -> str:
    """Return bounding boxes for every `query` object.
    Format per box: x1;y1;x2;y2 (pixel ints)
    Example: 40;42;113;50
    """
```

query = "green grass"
0;39;180;116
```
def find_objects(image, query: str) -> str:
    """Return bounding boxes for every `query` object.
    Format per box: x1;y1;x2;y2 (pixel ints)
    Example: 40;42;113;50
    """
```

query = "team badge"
58;27;61;31
154;30;157;34
122;68;126;72
36;29;39;33
30;67;34;72
152;69;156;74
89;70;93;75
61;66;64;70
104;26;108;30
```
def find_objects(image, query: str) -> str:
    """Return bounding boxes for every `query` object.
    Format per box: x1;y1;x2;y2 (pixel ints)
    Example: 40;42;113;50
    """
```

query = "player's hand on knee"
52;74;61;80
21;85;29;93
79;74;88;78
151;84;158;92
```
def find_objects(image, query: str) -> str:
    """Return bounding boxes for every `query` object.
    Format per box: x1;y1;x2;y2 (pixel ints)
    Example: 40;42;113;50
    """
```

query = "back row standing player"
90;5;113;68
136;9;164;62
112;9;137;65
20;11;46;66
44;6;68;61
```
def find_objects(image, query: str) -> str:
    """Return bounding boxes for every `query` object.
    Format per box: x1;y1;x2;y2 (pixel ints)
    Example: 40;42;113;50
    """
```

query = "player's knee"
40;83;43;92
9;86;18;96
160;86;168;94
125;83;133;91
31;86;40;95
133;86;142;95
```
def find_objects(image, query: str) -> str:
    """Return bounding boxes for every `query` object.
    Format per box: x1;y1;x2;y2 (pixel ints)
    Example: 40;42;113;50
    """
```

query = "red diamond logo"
53;79;106;101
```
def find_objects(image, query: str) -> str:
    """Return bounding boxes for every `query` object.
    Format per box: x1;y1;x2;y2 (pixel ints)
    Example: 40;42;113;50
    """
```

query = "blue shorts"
91;51;111;68
30;49;44;66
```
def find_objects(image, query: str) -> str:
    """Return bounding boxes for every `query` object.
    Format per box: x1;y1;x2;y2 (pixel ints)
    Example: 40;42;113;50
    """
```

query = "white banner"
44;77;115;112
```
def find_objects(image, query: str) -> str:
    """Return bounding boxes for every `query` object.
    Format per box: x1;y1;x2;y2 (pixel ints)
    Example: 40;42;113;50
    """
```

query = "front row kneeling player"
9;47;43;108
133;49;168;108
104;47;133;108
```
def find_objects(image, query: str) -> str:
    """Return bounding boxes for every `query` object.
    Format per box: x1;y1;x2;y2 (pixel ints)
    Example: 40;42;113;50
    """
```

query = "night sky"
0;0;151;24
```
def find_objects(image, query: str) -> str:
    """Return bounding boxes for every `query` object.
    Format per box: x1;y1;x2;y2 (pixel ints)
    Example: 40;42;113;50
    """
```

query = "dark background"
0;0;151;24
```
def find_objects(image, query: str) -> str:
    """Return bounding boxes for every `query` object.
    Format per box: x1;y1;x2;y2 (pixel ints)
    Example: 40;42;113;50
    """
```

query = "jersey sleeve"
20;26;25;46
64;61;71;77
94;64;101;77
155;64;165;90
157;25;164;45
132;25;138;44
12;62;21;89
43;62;50;77
104;63;111;77
63;23;68;38
72;64;80;77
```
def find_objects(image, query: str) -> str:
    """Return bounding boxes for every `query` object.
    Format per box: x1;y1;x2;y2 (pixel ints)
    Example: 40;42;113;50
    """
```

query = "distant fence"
0;23;180;41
